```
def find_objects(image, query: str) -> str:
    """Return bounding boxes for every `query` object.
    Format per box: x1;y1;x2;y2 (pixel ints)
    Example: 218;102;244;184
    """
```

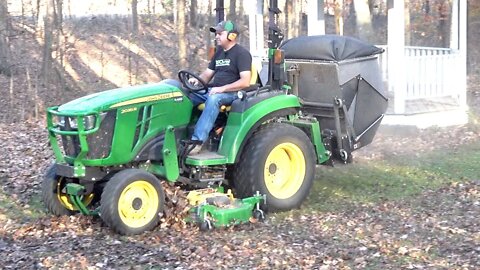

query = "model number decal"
121;107;138;114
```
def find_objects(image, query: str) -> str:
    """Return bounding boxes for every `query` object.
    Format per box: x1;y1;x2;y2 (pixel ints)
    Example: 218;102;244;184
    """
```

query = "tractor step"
185;151;227;166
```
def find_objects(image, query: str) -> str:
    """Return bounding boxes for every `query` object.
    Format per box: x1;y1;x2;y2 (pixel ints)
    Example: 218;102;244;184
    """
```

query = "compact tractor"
42;0;388;234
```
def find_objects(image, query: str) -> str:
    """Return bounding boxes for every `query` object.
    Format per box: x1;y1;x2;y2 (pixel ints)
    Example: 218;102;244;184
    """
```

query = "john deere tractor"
42;0;388;235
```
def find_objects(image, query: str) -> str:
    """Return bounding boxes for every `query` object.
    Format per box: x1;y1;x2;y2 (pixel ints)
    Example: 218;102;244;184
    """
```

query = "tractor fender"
218;94;301;163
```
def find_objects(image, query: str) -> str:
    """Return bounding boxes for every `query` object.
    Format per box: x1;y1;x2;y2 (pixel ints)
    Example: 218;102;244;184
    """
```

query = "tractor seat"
197;65;260;113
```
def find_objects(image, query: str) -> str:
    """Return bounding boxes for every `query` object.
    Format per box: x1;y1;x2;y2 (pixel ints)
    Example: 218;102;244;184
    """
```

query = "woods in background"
0;0;12;76
0;0;471;123
2;0;456;77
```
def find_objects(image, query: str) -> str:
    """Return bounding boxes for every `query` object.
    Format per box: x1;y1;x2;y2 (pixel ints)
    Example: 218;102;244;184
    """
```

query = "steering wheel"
178;70;208;94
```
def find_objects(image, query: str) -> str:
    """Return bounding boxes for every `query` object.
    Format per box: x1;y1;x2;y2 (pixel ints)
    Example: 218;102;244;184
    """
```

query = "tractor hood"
57;81;183;114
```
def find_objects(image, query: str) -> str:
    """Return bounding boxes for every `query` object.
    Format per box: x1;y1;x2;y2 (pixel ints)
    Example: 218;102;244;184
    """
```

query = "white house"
247;0;468;128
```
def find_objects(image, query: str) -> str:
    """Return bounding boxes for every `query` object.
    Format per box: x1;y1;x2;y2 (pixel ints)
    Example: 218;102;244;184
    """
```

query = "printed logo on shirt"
216;59;231;67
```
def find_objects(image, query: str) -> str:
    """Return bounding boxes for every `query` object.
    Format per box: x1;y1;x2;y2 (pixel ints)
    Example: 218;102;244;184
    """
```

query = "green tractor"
42;1;388;235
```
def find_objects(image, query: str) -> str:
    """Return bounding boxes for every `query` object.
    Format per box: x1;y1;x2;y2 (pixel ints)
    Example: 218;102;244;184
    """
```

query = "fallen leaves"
160;182;191;230
0;179;478;268
0;121;52;208
1;123;480;268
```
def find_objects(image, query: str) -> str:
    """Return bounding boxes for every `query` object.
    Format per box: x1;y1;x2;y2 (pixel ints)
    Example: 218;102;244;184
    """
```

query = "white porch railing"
377;45;466;110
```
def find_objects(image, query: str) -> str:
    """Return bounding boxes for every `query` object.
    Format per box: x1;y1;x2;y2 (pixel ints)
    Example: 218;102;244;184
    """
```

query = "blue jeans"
189;90;238;143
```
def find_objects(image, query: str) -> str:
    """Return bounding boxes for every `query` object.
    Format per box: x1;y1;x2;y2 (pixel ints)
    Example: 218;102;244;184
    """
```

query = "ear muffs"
227;32;237;41
225;21;237;41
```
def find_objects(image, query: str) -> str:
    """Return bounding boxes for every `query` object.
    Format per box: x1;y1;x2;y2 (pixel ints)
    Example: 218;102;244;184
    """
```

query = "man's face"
215;30;229;47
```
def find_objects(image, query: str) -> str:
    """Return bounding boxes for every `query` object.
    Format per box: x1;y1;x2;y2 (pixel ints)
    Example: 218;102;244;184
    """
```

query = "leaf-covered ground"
1;121;479;269
1;180;479;269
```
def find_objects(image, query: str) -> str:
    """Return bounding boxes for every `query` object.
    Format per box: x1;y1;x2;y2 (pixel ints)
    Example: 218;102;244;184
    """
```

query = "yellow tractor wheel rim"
264;142;306;199
118;180;159;228
57;178;94;211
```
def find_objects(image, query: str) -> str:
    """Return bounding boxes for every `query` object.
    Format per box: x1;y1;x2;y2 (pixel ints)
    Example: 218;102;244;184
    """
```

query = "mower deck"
186;189;266;230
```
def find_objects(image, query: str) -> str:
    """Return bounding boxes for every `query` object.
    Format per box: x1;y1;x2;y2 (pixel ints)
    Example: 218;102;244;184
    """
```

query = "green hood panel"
58;82;183;114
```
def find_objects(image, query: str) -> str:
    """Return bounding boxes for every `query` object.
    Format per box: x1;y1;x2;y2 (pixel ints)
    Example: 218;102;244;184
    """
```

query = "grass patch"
398;142;480;180
306;141;480;212
0;189;46;222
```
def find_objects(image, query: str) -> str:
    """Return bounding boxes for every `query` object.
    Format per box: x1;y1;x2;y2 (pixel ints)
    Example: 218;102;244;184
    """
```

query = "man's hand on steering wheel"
188;77;200;86
178;70;208;94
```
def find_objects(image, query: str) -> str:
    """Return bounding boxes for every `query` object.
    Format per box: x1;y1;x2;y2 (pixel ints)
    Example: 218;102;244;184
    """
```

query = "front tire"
41;164;94;215
233;123;316;211
100;169;165;235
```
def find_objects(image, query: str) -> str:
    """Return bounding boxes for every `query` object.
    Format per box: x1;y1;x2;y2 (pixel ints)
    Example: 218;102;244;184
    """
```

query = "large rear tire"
41;164;94;215
233;123;316;211
100;169;165;235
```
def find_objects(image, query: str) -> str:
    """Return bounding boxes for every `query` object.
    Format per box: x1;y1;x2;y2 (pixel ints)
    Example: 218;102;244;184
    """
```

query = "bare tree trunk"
190;0;197;27
55;0;63;26
405;0;411;45
37;0;46;31
26;67;39;120
353;0;374;41
132;0;139;34
9;75;13;116
128;43;132;85
285;0;295;39
299;1;307;36
36;0;41;26
54;0;65;86
0;0;12;76
237;0;245;43
228;0;236;21
205;0;213;60
41;0;55;84
177;0;187;68
438;0;450;48
147;0;151;17
173;0;177;23
55;0;63;37
334;0;344;35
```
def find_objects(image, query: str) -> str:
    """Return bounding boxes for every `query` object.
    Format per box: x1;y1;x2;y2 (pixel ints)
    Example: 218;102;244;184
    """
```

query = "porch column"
451;0;467;109
307;0;325;36
388;0;406;114
248;0;265;59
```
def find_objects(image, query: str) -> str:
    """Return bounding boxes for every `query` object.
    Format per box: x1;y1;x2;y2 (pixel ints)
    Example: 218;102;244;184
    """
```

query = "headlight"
83;115;96;130
53;116;65;127
68;117;78;129
68;115;96;130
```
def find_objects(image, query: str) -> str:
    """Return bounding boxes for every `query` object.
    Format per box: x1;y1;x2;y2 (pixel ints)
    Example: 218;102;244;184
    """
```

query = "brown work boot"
189;144;203;155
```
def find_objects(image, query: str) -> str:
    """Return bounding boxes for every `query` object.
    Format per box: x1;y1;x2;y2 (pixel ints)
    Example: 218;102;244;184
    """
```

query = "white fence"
378;45;464;102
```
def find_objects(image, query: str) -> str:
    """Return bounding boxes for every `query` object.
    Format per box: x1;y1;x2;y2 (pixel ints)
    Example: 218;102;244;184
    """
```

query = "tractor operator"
188;20;252;154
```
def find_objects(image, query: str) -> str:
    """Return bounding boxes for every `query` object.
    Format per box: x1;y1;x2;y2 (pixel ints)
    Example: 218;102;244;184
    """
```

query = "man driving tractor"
41;0;387;235
187;20;252;154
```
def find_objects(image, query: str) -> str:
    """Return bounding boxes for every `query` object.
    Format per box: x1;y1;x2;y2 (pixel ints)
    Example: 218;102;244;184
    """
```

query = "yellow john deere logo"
110;92;183;109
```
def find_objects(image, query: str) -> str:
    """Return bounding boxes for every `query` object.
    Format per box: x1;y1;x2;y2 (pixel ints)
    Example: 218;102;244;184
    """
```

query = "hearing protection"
225;21;237;41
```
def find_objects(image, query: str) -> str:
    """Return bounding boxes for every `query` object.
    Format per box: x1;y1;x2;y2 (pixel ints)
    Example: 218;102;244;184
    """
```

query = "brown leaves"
1;177;479;268
1;122;480;268
159;182;191;230
0;121;52;206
